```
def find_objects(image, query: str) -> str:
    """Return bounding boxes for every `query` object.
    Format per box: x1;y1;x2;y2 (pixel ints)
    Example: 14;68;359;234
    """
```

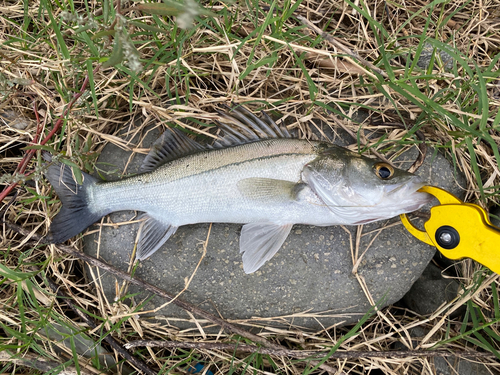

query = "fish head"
302;146;431;222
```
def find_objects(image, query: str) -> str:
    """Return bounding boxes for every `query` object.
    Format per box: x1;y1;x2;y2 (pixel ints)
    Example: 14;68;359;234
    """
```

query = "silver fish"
46;106;430;273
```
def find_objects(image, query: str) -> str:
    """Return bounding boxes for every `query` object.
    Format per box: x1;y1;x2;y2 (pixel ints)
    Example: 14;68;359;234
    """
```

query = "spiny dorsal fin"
140;128;205;173
213;105;291;148
141;106;291;166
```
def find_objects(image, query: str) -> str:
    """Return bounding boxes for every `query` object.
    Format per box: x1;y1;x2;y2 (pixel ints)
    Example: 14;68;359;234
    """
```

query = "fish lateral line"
44;106;430;273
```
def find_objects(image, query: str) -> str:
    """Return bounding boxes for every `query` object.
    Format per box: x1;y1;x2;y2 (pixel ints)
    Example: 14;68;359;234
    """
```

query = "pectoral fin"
237;178;306;203
136;215;177;260
240;222;293;274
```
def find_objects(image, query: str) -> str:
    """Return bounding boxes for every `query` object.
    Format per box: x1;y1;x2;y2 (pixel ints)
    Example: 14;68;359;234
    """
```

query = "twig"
5;219;338;374
124;340;497;360
297;15;425;173
13;102;45;177
42;270;157;375
297;15;388;78
0;64;101;204
3;220;286;350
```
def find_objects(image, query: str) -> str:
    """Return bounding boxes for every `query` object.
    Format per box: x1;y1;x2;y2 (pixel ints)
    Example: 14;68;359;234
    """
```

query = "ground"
1;0;500;374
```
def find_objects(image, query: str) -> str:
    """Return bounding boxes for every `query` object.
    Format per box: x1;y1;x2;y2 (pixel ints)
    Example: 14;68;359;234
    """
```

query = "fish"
45;105;431;273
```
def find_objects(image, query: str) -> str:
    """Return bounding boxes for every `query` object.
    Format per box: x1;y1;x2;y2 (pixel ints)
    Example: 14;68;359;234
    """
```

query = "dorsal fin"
213;105;291;148
141;106;292;168
140;128;205;172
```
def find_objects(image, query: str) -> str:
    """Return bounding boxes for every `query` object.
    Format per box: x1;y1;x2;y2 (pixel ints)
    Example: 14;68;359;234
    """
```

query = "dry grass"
1;0;500;374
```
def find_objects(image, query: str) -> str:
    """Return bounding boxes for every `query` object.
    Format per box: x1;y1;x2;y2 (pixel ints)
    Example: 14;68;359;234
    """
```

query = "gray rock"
0;109;31;130
433;356;491;375
83;123;465;331
402;263;460;315
394;327;491;375
41;323;134;374
489;207;500;227
416;43;455;70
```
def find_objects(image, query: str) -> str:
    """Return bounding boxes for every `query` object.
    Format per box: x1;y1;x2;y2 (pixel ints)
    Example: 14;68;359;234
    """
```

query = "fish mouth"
384;176;427;197
402;192;433;211
383;176;433;212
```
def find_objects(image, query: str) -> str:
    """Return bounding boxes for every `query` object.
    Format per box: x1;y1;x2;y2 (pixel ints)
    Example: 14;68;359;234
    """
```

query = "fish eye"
374;163;394;180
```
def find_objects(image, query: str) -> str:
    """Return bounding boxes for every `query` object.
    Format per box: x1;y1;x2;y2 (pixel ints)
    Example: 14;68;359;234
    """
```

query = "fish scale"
45;106;430;273
91;139;322;225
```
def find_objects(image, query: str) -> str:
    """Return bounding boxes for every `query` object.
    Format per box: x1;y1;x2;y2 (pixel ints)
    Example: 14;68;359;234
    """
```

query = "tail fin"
45;162;104;243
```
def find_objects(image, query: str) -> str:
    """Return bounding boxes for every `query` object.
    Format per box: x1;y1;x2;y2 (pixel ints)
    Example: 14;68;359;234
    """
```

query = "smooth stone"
42;323;134;374
394;327;491;375
416;43;455;70
83;123;465;331
489;206;500;227
402;263;460;316
0;109;31;130
433;355;491;375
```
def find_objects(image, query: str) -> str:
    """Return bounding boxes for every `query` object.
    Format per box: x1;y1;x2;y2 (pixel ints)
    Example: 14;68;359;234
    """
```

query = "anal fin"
240;222;293;274
136;215;177;260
